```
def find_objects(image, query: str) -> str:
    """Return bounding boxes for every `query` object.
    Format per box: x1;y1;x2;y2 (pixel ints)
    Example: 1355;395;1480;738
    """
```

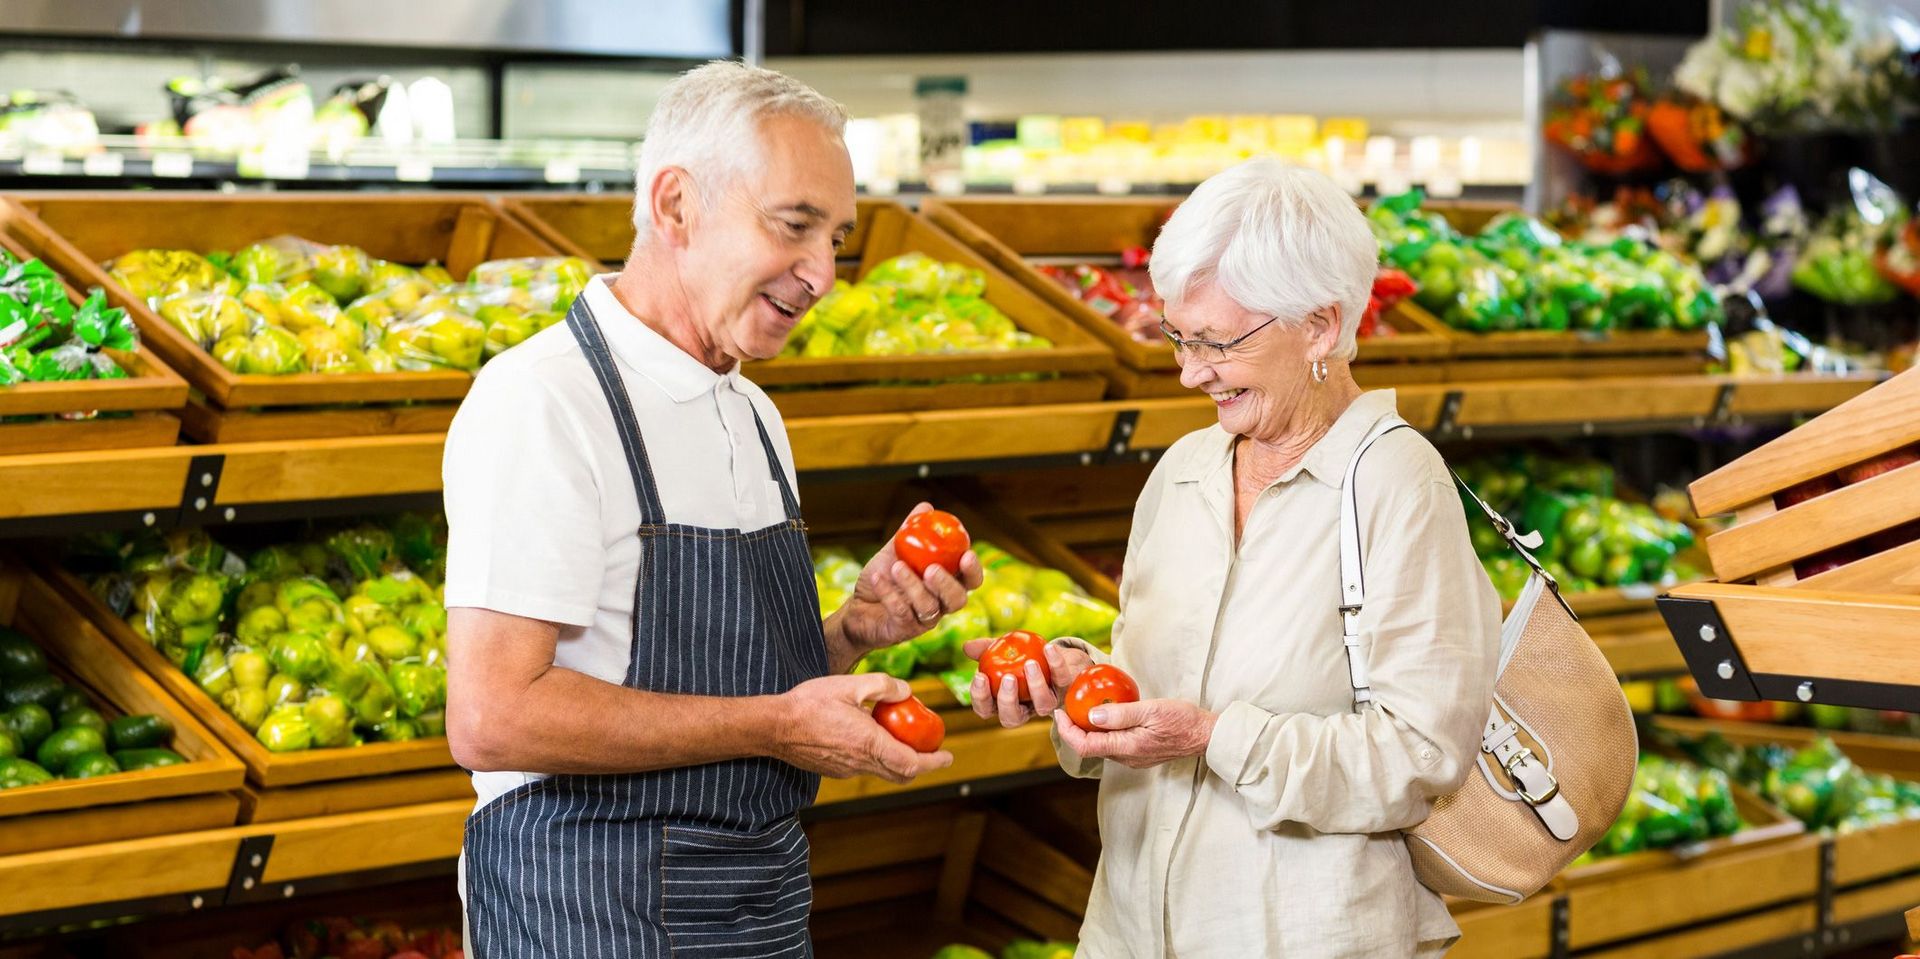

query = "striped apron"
463;297;830;958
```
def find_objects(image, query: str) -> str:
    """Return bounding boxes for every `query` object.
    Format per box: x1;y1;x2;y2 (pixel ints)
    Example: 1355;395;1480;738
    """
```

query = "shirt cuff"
1204;700;1276;786
1049;636;1110;666
443;587;595;628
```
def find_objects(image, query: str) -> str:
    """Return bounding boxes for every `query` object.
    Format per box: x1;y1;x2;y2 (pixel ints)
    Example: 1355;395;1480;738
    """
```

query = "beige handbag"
1341;420;1637;904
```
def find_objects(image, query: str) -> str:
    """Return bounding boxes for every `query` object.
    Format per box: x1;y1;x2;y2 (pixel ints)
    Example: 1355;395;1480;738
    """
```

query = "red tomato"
873;695;945;752
1065;664;1142;731
892;510;970;577
981;630;1051;702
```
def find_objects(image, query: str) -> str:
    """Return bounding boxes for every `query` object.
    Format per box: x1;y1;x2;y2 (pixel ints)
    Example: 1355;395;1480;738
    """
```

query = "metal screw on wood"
142;512;156;527
224;508;237;521
190;896;204;909
250;854;263;868
916;464;930;479
1797;681;1815;702
958;783;972;797
1582;422;1595;436
1119;422;1133;437
1698;625;1716;643
1460;426;1474;440
1717;660;1736;680
194;497;207;511
283;885;296;898
1079;453;1093;466
201;473;214;487
1138;450;1152;462
242;877;255;890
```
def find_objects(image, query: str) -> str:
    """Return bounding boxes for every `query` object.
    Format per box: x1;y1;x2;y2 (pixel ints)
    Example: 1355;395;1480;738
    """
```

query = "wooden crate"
1;192;564;441
0;225;187;454
1566;832;1821;950
921;196;1454;397
1558;776;1803;888
42;564;460;808
0;559;243;856
1690;366;1920;591
507;195;1113;414
1448;894;1556;959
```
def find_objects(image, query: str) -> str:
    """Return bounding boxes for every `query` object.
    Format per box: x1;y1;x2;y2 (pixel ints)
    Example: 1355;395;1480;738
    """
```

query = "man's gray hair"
1149;158;1378;362
632;59;849;234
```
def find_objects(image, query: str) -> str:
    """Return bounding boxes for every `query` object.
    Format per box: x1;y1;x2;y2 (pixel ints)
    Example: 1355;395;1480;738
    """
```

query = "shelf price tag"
544;159;581;183
1095;176;1133;196
152;152;194;178
261;153;310;180
81;153;125;177
22;152;64;175
395;157;434;182
1011;174;1048;196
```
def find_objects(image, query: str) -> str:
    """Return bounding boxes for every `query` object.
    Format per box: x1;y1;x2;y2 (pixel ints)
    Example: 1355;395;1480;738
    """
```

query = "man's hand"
833;502;984;654
1051;698;1217;769
772;673;954;783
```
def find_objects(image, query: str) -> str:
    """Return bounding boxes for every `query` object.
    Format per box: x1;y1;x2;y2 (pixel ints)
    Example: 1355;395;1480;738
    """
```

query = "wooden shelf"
1660;582;1920;711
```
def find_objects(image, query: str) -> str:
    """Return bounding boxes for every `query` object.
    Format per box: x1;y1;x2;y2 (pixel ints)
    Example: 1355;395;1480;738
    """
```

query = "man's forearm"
820;608;866;674
450;665;791;775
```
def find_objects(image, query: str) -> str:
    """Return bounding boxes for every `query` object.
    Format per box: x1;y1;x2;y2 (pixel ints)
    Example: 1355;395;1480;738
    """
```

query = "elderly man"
444;61;975;958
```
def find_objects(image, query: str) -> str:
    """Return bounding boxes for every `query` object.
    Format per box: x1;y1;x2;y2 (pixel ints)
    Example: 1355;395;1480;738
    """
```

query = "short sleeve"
442;364;604;627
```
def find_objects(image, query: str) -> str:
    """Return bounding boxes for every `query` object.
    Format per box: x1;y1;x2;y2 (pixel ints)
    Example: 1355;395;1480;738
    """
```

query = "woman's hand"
1052;698;1217;769
962;639;1093;728
835;503;985;653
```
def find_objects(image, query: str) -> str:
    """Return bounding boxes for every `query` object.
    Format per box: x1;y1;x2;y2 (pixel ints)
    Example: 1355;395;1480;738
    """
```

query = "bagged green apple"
381;306;484;372
105;248;229;301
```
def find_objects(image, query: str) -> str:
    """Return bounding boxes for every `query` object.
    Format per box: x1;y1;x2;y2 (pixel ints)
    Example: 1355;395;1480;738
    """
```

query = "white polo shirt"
441;275;800;810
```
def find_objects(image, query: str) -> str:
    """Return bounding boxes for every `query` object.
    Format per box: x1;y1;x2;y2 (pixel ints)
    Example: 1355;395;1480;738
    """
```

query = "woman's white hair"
632;59;849;235
1149;158;1378;362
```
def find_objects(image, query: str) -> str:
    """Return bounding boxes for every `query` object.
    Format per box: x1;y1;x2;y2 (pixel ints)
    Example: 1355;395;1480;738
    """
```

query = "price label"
152;153;194;178
395;157;434;182
261;153;310;180
82;153;125;177
1011;174;1048;196
544;159;581;183
22;152;63;175
1095;176;1133;196
864;176;901;197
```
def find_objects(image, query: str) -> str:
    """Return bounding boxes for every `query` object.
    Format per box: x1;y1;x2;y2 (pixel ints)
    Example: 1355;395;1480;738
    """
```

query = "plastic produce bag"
25;290;136;381
106;248;228;301
156;287;254;350
381;306;484;372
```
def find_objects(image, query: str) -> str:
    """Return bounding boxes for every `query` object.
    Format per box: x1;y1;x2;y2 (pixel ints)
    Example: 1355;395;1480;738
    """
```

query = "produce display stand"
0;226;189;455
0;192;565;443
920;195;1455;396
43;562;469;824
506;193;1116;417
1660;367;1920;713
0;559;244;857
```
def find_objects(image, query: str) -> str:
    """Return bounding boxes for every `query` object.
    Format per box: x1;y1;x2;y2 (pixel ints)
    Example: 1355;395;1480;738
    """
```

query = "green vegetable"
57;707;108;736
113;748;186;770
0;757;53;789
3;704;54;753
0;629;49;683
389;662;447;719
2;675;67;712
36;725;106;773
108;713;174;751
931;947;994;959
267;632;331;684
0;728;17;760
64;751;120;779
255;704;314;752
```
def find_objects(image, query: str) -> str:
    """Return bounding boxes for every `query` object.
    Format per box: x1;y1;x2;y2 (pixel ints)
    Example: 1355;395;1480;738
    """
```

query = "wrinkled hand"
835;502;984;653
1052;698;1217;769
773;673;953;783
964;639;1094;728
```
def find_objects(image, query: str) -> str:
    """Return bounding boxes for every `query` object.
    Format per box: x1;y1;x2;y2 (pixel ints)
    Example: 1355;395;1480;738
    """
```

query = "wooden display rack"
505;194;1115;416
43;565;471;824
921;196;1455;397
0;228;188;455
0;560;243;857
1;192;564;443
1661;366;1920;712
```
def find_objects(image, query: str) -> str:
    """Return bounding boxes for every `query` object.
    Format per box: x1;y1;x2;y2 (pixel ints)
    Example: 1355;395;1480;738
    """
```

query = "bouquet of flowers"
1674;0;1919;134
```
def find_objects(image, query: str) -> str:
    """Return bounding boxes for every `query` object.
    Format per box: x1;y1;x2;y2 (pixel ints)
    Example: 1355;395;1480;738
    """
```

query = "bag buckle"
1500;747;1561;806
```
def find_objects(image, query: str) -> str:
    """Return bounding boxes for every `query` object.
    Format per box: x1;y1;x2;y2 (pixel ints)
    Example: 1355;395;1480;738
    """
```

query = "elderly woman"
968;159;1502;958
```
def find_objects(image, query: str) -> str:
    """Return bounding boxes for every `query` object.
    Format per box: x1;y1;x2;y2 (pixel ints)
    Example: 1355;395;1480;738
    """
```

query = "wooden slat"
1449;897;1553;959
1796;536;1920;595
1559;780;1802;889
1566;834;1820;948
1594;627;1686;677
788;403;1120;471
1834;872;1920;924
1836;816;1920;887
1454;376;1721;428
811;863;941;912
1730;372;1884;417
239;767;475;823
215;434;447;505
0;411;180;455
977;813;1094;919
0;444;191;519
255;799;469;885
933;811;987;922
807;805;955;878
1573;904;1816;959
0;824;240;916
1908;903;1920;942
971;881;1083;943
178;398;459;444
1665;582;1920;687
1445;355;1707;381
1692;366;1920;516
1651;717;1920;779
0;791;238;857
764;374;1105;418
1704;458;1920;582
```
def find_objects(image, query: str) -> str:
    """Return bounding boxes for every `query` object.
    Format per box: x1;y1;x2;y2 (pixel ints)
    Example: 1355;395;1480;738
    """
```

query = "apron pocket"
661;819;813;956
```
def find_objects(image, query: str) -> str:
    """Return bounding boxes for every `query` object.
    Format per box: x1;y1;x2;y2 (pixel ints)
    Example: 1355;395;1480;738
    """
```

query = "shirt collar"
1172;389;1401;490
584;274;735;404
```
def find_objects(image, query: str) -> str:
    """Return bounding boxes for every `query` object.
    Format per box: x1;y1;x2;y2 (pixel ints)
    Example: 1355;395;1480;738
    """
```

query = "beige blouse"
1055;389;1503;958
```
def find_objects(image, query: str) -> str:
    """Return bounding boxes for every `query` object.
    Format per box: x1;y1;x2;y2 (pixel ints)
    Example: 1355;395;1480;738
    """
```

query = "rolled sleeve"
1203;699;1275;785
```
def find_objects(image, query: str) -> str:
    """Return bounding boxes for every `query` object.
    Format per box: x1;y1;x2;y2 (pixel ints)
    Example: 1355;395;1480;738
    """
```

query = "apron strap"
563;297;668;526
748;410;802;522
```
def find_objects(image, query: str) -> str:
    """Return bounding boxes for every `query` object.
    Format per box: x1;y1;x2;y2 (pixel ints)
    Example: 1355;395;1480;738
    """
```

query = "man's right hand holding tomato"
964;638;1096;728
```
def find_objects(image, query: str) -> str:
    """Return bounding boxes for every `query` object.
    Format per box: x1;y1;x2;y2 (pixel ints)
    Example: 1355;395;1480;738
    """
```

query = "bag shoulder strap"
1337;419;1575;707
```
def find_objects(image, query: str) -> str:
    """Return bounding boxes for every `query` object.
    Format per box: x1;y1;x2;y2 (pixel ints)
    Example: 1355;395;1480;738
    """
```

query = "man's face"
689;113;857;362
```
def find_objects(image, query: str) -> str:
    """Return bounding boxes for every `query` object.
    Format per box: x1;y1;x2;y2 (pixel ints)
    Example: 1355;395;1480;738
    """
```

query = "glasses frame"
1159;314;1283;362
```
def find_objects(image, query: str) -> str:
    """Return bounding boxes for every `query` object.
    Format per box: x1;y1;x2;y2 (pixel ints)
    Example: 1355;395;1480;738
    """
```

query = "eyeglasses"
1159;315;1282;363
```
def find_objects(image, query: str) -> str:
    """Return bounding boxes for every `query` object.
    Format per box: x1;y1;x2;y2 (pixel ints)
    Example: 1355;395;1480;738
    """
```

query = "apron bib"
463;297;829;958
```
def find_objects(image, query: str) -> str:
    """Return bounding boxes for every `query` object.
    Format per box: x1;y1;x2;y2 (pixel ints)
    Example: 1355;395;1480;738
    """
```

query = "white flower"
1674;41;1725;99
1718;61;1766;119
